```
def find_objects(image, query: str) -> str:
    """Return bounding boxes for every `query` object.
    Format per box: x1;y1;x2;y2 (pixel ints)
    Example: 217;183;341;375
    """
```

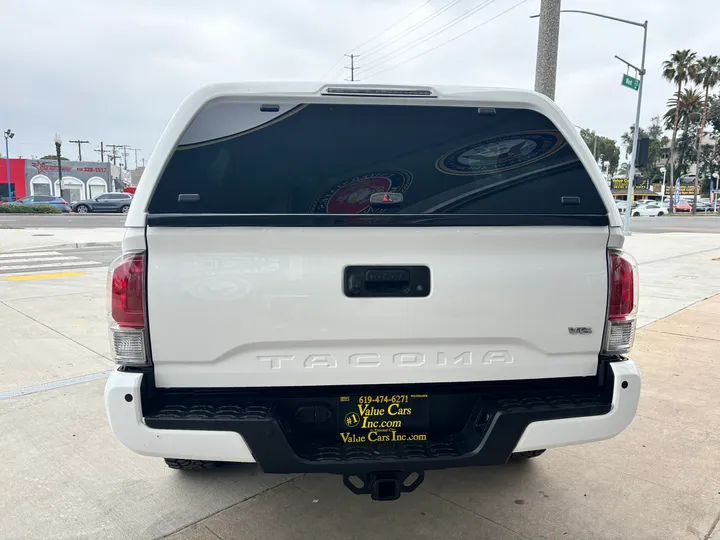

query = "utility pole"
344;54;359;82
141;158;146;167
69;139;89;161
106;144;120;164
533;0;562;100
130;148;141;169
119;145;130;169
95;142;105;162
616;27;648;234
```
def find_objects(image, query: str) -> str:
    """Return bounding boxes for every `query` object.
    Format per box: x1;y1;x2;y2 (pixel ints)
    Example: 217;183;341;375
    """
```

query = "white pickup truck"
105;83;640;501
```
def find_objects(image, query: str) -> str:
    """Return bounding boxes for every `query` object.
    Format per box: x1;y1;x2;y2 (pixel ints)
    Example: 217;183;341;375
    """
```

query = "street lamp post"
3;129;14;202
660;166;667;203
53;134;63;198
531;10;648;235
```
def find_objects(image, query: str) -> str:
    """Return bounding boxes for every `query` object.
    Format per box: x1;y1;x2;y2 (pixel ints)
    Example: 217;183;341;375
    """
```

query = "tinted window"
35;196;53;202
150;103;606;218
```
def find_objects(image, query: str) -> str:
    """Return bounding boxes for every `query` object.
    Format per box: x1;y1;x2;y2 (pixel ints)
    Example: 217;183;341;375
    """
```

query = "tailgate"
143;94;611;388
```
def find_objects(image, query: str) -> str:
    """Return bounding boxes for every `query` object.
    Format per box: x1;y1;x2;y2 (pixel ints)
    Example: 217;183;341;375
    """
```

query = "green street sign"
621;74;640;91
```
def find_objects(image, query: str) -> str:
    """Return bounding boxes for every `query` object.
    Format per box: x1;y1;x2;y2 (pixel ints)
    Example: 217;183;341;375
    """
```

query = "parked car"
104;83;641;501
14;195;71;212
632;204;665;217
694;201;715;213
71;192;133;213
674;201;693;212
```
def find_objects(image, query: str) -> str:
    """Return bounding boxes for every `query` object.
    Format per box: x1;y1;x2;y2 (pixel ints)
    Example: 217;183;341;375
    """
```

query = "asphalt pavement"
1;213;720;232
0;246;121;276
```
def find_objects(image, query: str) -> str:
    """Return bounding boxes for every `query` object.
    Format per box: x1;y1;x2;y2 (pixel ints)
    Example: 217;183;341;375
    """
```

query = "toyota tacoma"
105;83;641;501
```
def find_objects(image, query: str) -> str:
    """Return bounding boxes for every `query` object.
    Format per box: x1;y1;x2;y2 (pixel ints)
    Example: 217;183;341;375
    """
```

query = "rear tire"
121;205;130;213
632;211;640;217
511;449;546;460
76;204;89;213
164;458;217;470
657;211;664;216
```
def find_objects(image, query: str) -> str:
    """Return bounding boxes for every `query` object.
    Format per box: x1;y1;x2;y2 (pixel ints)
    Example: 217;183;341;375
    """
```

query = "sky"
0;0;716;165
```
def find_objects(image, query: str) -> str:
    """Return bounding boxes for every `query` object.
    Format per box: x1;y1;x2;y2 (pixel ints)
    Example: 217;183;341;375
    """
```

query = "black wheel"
511;449;546;460
657;211;664;216
632;212;640;217
75;204;89;213
164;458;217;470
120;205;130;213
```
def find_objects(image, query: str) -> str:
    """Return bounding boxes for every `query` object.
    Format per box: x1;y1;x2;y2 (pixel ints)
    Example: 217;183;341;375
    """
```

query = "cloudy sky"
1;0;716;165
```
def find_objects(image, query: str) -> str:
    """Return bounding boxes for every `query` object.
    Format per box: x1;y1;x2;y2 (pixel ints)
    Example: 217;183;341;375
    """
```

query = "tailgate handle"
344;266;430;298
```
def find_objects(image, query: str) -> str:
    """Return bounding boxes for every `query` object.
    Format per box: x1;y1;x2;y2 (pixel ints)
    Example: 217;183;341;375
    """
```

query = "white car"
632;203;665;217
104;83;641;501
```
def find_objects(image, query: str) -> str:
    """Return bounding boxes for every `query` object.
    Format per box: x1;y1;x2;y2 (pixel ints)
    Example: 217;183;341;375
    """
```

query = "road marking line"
0;260;100;271
3;271;87;281
0;255;81;264
0;251;62;259
0;371;111;400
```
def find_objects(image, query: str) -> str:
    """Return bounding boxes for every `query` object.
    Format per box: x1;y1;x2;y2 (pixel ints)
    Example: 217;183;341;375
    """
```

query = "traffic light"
634;138;650;168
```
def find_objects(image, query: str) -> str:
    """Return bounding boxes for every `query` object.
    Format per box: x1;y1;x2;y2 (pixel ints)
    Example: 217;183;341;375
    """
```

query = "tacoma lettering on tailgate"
257;351;513;370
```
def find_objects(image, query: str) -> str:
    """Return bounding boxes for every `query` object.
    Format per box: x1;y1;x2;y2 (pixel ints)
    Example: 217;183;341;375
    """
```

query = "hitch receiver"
343;471;424;501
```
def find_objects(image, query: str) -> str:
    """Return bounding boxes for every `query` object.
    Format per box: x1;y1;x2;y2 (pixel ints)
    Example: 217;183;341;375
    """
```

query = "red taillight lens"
608;253;635;321
603;250;639;355
111;254;144;328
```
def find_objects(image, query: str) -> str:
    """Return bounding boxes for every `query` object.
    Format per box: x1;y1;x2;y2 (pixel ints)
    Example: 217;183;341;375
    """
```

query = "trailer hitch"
343;471;424;501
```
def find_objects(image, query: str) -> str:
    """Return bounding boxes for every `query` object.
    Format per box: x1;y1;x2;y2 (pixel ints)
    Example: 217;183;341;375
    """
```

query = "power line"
330;65;347;81
319;55;345;80
356;0;498;75
351;0;436;53
319;0;436;80
357;0;466;59
358;0;530;81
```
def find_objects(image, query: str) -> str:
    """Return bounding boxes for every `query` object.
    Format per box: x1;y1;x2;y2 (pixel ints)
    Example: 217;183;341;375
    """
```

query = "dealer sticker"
309;170;412;214
338;394;428;444
436;130;566;176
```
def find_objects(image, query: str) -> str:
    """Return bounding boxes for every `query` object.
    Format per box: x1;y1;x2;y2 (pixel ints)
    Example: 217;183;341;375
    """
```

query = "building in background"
0;158;27;200
25;159;115;201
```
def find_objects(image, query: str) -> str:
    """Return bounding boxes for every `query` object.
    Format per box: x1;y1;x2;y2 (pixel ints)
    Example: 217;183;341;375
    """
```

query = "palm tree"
664;88;704;197
662;49;697;212
691;56;720;211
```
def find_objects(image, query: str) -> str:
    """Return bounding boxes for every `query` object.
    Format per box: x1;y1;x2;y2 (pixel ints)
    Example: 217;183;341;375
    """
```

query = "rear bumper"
105;360;640;472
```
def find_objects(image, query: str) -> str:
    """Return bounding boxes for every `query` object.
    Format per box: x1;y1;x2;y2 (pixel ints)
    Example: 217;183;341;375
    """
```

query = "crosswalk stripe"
0;256;82;264
0;251;62;259
0;260;101;271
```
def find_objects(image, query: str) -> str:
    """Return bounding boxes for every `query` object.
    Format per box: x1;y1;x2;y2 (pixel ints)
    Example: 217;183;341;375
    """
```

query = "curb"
1;241;122;253
54;241;122;250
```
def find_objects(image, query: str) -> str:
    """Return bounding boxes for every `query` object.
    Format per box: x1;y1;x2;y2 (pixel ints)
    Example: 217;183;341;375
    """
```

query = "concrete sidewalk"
162;295;720;540
1;296;718;540
0;231;719;540
0;228;123;252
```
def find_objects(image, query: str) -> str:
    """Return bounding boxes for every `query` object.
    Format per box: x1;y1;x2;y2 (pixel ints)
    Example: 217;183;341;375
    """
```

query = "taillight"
603;250;639;354
108;252;148;365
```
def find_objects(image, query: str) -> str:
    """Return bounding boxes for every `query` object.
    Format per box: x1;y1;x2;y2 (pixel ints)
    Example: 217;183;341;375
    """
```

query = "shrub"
0;204;62;214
